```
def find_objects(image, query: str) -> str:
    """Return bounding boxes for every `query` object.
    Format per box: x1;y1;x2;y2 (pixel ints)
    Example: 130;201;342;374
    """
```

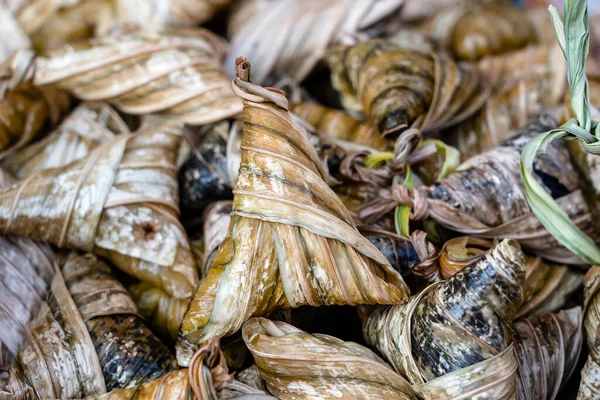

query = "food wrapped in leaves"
366;239;582;399
0;83;70;159
0;235;55;367
0;119;198;300
424;6;554;61
326;39;489;137
365;239;525;387
62;252;177;390
242;317;417;399
0;29;242;124
1;253;178;398
2;102;129;179
439;236;583;318
362;114;599;264
180;59;409;347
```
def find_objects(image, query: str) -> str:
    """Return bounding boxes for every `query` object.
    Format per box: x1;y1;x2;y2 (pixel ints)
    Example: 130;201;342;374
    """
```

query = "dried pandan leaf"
180;59;409;347
129;282;189;342
424;6;554;61
1;268;106;399
179;121;237;219
448;44;568;158
513;307;583;400
61;252;178;390
365;239;524;392
3;102;129;179
292;102;391;151
439;236;583;318
225;0;405;84
0;236;55;367
1;29;242;125
88;343;274;400
243;317;418;400
0;83;70;159
326;39;489;138
0;119;198;299
362;114;600;264
578;266;600;398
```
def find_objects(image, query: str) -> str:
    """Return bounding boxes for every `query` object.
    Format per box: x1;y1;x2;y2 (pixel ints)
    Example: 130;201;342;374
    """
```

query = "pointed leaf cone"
3;102;130;179
2;267;106;399
578;266;600;399
514;307;583;400
180;59;409;346
0;83;70;159
61;252;178;390
365;239;525;390
439;236;583;318
326;39;489;138
0;119;198;299
2;29;242;125
242;317;417;400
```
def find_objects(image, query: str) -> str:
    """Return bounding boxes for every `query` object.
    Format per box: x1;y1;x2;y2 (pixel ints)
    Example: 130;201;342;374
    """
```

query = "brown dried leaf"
365;239;525;388
2;29;242;125
0;119;198;299
243;317;418;400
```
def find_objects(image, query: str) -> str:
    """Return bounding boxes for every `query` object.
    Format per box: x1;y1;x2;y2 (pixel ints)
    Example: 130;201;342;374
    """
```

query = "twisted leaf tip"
235;57;251;82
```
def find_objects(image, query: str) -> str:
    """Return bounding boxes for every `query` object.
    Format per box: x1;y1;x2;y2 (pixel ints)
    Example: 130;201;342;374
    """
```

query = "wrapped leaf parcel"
180;59;410;346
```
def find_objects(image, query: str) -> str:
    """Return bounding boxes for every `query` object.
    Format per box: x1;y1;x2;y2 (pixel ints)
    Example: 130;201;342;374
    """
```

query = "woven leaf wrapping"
326;39;489;138
61;252;177;390
1;29;242;125
0;119;198;299
1;267;106;399
365;239;525;386
0;236;55;368
424;6;554;61
242;317;417;400
439;237;584;318
1;252;179;398
180;59;409;347
366;114;599;264
2;102;129;179
513;307;583;400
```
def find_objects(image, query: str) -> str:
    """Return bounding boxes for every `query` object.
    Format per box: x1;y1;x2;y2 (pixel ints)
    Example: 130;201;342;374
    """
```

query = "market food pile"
0;0;599;399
